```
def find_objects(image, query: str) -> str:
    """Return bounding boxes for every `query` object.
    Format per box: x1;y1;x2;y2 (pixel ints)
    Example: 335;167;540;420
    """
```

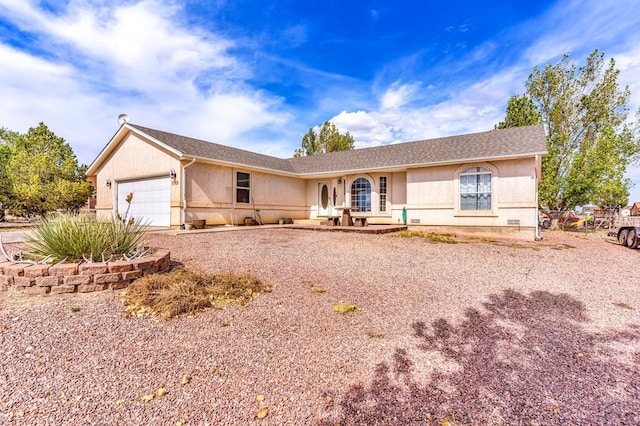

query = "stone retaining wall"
0;250;170;295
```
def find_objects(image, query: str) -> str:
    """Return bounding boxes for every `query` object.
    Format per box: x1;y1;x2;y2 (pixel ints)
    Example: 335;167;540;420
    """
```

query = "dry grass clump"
333;304;362;314
613;302;634;310
394;230;425;238
426;233;457;244
122;268;271;319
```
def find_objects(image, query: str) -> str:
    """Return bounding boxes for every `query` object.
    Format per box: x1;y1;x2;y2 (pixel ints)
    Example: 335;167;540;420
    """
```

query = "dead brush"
122;268;271;319
425;232;457;244
394;230;425;238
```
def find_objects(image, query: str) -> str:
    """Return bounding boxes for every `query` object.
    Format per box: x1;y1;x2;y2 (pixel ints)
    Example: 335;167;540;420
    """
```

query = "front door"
317;182;331;216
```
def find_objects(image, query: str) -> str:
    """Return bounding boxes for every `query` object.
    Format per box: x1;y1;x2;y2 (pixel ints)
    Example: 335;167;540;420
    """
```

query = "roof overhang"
293;150;547;179
177;154;301;178
86;124;184;176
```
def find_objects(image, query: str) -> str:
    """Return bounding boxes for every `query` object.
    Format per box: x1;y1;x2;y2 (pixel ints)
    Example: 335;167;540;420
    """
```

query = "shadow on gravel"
324;290;640;425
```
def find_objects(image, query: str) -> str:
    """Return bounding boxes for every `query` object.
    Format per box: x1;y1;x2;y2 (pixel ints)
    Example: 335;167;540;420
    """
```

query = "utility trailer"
609;216;640;248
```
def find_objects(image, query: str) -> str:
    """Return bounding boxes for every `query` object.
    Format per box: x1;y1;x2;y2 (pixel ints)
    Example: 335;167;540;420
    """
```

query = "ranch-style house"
86;123;547;239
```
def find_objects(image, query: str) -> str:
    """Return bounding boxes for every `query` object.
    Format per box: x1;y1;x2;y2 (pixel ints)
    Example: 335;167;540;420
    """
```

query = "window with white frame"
379;176;387;212
351;177;371;212
236;171;250;203
460;167;491;210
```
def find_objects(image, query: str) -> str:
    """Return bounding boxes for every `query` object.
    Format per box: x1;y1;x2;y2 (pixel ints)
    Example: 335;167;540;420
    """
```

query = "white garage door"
117;178;171;227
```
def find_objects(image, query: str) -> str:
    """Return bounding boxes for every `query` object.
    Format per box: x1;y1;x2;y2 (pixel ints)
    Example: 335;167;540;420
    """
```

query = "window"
236;171;250;203
460;167;491;210
379;176;387;212
351;177;371;212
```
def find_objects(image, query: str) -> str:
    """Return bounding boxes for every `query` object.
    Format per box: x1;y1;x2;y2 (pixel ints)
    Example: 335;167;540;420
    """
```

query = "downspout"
535;155;542;241
181;158;197;228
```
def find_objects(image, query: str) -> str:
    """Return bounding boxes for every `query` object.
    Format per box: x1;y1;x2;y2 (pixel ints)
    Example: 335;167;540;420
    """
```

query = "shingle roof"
131;125;297;173
130;123;546;176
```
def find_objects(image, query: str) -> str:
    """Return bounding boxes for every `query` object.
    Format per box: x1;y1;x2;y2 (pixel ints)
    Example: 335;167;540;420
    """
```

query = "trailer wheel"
619;229;629;246
627;229;639;248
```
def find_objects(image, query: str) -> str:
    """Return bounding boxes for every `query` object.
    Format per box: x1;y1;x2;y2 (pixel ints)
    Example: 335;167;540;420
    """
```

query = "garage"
117;177;171;227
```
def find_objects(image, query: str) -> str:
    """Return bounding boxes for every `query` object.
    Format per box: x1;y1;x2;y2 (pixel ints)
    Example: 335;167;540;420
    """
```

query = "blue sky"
2;0;640;203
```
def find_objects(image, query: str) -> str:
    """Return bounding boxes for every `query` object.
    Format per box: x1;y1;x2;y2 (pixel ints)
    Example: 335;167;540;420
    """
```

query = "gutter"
181;158;197;227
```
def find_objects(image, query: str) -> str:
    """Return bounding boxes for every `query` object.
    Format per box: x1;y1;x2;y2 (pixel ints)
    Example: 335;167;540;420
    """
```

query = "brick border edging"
0;249;170;295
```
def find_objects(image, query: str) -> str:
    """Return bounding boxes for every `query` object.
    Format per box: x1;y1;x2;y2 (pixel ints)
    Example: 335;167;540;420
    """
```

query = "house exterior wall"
307;171;408;224
405;158;538;237
89;127;542;239
93;133;182;225
185;163;308;225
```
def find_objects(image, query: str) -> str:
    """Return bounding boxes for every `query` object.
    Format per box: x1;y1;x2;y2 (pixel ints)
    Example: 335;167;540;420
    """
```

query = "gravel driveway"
1;229;639;425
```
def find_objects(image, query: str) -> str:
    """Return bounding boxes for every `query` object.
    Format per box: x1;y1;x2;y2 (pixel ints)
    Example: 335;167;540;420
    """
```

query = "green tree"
495;95;542;129
0;128;18;220
498;50;639;210
294;121;355;157
2;123;93;217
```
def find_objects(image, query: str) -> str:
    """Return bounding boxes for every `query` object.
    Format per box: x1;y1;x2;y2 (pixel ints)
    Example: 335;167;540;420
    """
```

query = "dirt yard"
1;228;639;425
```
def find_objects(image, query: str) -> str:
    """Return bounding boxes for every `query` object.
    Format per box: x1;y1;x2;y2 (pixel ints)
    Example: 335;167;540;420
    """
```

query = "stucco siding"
88;125;544;238
405;158;538;229
186;165;308;225
94;133;181;225
495;158;537;206
308;172;402;223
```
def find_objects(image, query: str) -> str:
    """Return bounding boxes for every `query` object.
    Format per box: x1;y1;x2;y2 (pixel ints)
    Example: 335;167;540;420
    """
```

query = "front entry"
317;182;331;216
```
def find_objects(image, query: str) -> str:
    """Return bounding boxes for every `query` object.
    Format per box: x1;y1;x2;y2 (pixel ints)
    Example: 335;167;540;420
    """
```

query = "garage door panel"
118;178;171;227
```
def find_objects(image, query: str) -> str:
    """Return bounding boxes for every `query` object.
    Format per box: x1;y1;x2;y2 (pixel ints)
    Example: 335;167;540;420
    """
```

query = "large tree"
0;128;14;220
1;123;92;217
498;50;639;210
294;121;355;157
495;95;542;129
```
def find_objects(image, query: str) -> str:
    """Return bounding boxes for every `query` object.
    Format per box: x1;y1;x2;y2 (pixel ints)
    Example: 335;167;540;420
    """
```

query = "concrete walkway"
150;223;408;236
0;230;31;244
0;223;408;243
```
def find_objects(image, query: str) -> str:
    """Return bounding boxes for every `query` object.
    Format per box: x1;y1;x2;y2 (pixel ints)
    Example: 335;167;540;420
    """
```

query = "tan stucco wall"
90;129;540;239
405;158;538;230
306;172;407;224
94;133;182;225
185;163;307;225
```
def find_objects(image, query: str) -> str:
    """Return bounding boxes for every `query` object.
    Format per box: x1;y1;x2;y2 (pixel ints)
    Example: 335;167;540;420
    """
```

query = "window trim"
379;176;388;213
454;163;498;217
349;176;373;213
235;171;251;204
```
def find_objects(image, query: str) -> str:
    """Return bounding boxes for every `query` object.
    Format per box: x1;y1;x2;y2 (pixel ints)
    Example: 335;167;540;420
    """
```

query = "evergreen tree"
1;123;93;217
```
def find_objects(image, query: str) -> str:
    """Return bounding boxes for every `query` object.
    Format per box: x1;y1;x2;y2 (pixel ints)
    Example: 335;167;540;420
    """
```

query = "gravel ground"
1;228;639;425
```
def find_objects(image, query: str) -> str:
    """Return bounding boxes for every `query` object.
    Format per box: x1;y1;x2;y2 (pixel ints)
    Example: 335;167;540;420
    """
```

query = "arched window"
351;177;371;212
460;167;491;210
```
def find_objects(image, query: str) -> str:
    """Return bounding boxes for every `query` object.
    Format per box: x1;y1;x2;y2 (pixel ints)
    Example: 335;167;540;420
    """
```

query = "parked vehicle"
558;210;580;227
539;211;551;229
608;215;640;248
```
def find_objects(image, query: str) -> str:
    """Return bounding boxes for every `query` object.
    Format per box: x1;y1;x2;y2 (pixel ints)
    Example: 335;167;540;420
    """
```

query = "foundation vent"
507;219;521;226
410;218;421;224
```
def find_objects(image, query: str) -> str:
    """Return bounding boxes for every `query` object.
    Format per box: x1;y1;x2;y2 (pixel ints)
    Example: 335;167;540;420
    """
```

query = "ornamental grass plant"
25;212;148;263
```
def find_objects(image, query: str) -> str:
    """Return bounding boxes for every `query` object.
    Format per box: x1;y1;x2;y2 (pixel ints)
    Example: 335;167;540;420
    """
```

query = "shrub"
122;268;271;319
25;213;148;263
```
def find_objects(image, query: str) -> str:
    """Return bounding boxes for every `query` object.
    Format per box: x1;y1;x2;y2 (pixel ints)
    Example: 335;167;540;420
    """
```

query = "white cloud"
523;0;640;65
332;110;397;148
380;81;421;110
0;0;293;163
331;65;526;148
